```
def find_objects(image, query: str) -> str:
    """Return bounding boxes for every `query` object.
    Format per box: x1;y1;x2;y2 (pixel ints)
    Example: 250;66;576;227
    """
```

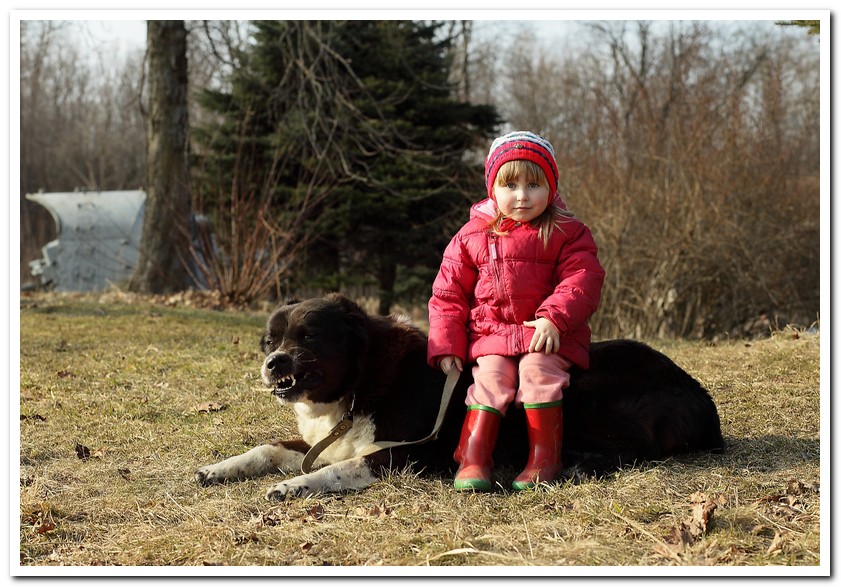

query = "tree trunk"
130;20;191;294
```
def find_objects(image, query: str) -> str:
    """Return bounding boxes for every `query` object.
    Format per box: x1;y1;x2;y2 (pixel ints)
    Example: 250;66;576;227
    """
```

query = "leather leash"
301;368;461;473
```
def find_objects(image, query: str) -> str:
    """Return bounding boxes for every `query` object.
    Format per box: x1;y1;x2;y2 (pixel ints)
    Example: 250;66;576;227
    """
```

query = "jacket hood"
470;198;498;222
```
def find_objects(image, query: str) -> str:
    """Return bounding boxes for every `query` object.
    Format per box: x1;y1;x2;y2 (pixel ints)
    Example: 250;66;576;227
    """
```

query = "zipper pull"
489;241;498;260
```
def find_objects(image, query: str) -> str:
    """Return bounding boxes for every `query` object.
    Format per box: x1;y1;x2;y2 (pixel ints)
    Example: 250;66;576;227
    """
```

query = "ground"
17;292;823;572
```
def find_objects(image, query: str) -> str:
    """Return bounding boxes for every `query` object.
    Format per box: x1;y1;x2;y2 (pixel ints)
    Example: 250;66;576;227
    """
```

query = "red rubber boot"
512;402;564;491
453;406;502;492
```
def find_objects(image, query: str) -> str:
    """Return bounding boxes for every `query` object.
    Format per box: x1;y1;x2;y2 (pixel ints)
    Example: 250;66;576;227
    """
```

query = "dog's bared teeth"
275;374;297;391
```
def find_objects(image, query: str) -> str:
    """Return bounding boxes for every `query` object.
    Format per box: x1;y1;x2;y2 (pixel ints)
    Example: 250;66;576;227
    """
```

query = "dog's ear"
346;306;370;351
330;296;370;393
283;297;301;306
323;291;352;307
325;293;370;351
324;292;361;314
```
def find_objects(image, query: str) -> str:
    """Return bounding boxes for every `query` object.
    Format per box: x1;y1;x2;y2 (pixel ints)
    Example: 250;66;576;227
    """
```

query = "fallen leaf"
24;508;57;535
756;486;811;522
75;443;91;460
35;521;56;535
664;493;724;547
252;511;282;527
308;504;325;520
653;541;683;560
756;493;784;504
195;402;226;413
56;369;76;379
768;531;786;555
665;522;694;546
234;532;259;545
355;503;392;518
786;480;804;495
20;414;47;422
689;491;727;507
688;496;719;539
300;542;314;553
117;468;131;479
786;479;810;495
688;491;707;503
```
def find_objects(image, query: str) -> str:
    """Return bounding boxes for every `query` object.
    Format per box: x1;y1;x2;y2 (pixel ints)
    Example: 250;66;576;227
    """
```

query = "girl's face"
493;173;551;224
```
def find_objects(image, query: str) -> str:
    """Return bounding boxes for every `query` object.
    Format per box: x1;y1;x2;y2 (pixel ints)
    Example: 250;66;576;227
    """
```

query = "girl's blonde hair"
491;159;574;245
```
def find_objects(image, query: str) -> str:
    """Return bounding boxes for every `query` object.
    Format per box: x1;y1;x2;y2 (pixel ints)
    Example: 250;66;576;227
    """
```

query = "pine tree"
193;20;498;311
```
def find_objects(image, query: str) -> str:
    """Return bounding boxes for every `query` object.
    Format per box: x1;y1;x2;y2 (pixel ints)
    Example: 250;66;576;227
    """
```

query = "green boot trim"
522;400;563;409
511;479;537;491
454;477;493;492
466;404;504;416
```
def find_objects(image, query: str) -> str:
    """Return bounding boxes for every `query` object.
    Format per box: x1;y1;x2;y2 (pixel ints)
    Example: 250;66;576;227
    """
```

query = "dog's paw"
195;464;227;486
265;478;314;501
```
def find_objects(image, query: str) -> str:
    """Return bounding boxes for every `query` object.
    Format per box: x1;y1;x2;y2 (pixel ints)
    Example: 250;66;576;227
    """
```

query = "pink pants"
466;353;572;415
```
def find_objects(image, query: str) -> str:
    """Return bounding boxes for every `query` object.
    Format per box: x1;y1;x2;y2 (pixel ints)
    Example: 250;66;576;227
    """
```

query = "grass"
17;291;823;572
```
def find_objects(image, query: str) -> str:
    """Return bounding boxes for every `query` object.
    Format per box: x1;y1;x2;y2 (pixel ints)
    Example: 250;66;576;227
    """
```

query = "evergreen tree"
193;20;499;311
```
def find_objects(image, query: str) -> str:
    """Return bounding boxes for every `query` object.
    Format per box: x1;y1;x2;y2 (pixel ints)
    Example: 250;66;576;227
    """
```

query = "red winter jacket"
428;198;605;369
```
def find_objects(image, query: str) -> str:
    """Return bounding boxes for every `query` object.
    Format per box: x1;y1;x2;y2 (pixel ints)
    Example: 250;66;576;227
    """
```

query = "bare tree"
129;20;191;294
472;21;820;338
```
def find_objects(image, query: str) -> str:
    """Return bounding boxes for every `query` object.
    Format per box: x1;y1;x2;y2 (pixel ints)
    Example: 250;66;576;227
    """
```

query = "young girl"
428;131;605;491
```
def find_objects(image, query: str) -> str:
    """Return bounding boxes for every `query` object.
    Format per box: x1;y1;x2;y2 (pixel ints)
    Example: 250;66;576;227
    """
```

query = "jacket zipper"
489;235;503;302
489;234;515;354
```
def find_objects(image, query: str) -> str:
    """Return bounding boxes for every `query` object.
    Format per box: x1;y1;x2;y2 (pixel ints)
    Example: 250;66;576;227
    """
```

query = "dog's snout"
266;353;294;374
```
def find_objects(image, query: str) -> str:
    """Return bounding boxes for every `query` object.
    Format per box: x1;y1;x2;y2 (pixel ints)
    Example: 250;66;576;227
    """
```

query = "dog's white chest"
293;401;377;465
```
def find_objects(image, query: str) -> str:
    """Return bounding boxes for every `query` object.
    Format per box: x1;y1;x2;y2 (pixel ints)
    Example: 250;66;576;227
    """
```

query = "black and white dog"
195;293;724;499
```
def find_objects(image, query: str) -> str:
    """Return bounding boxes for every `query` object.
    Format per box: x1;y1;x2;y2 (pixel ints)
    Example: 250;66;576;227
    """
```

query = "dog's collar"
299;370;461;474
301;410;354;474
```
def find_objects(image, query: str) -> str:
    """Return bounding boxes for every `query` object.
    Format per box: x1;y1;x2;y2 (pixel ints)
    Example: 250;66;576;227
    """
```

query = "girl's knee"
519;363;569;388
517;354;571;405
473;369;517;388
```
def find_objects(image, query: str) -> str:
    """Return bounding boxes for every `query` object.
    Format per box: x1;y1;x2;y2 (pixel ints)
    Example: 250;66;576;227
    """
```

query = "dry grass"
17;292;823;572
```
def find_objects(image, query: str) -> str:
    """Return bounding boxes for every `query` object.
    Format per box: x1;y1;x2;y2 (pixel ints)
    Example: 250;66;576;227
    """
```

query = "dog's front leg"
265;456;378;500
195;440;308;486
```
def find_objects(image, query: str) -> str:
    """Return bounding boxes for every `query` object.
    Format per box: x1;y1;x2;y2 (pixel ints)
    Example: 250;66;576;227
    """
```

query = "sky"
41;14;812;68
57;18;586;56
71;20;147;58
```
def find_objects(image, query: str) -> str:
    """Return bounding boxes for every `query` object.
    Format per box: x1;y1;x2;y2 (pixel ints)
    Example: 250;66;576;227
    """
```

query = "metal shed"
26;190;146;292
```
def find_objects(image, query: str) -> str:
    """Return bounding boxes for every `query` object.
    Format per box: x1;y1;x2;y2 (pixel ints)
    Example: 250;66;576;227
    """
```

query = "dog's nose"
266;353;294;373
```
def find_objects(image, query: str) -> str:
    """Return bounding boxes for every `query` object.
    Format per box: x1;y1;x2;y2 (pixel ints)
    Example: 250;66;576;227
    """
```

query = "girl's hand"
439;355;463;374
524;317;560;355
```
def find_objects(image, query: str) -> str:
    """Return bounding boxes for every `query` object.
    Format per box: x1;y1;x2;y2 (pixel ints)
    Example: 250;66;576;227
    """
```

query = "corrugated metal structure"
26;190;146;292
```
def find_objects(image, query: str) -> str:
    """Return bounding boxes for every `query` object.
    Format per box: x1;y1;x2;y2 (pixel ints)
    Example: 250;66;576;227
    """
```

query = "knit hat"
484;131;559;203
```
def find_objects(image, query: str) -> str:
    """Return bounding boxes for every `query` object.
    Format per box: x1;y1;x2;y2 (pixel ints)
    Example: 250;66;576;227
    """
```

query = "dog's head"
260;293;370;405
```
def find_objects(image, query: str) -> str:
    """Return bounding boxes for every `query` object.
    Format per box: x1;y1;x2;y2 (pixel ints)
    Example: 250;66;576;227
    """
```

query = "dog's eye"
263;336;273;347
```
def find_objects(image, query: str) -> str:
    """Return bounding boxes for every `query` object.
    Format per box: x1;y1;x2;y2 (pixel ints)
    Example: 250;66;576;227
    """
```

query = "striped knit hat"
484;131;559;203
